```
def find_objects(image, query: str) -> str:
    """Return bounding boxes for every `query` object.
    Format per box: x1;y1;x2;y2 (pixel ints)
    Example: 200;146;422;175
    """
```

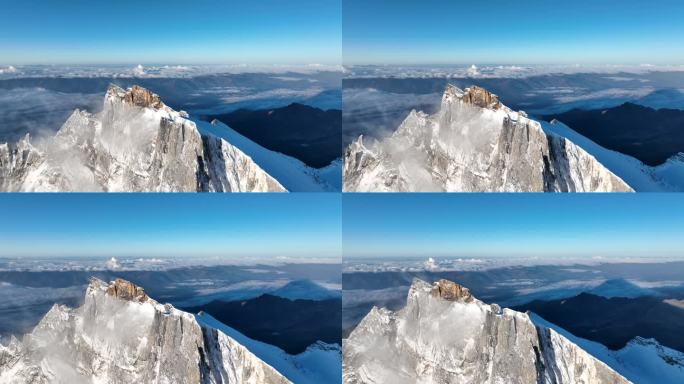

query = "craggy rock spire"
106;84;165;109
104;278;149;303
430;279;474;302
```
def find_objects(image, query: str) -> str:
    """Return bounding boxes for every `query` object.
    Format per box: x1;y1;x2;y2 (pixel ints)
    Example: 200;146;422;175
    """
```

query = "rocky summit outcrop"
343;278;631;384
0;84;286;192
430;278;473;302
114;84;165;109
0;278;291;384
451;85;502;110
343;84;634;192
105;278;148;302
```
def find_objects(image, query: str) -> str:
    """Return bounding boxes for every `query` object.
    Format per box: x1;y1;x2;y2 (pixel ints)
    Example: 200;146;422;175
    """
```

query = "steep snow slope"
343;278;630;384
530;314;684;384
0;278;290;384
542;119;684;191
198;313;341;384
343;85;633;192
197;119;340;192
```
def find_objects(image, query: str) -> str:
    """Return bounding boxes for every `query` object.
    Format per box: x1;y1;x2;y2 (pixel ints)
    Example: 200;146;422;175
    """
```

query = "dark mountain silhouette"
515;293;684;352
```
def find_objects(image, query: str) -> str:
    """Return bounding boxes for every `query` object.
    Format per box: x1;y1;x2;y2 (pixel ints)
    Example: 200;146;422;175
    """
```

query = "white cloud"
344;64;684;79
515;279;605;296
342;286;409;307
0;65;17;74
554;87;655;104
466;64;480;77
105;257;120;270
628;280;684;289
218;87;324;104
424;257;438;271
0;64;341;80
0;282;84;309
132;64;145;77
664;299;684;309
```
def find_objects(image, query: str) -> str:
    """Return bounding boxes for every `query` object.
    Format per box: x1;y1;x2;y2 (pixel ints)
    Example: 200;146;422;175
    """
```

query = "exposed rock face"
430;279;473;302
0;84;286;192
455;85;502;110
343;278;631;384
0;278;291;384
114;85;164;109
343;84;633;192
105;278;148;302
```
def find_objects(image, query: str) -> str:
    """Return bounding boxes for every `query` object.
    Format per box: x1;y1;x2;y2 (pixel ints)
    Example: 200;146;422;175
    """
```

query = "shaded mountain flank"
543;103;684;166
184;294;342;355
207;103;342;168
515;292;684;352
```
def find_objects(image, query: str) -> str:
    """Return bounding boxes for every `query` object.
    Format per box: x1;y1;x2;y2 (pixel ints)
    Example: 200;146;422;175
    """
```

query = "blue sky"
343;194;684;259
0;194;341;259
0;0;341;65
344;0;684;65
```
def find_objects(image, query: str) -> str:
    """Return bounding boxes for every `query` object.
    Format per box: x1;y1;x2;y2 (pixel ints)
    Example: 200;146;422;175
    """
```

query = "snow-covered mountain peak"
344;278;630;384
0;277;292;384
343;84;633;192
0;84;290;192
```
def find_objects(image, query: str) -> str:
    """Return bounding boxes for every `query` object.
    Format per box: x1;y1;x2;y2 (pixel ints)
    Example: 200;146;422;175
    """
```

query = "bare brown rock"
105;278;148;302
431;279;473;302
122;85;164;109
460;86;502;110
